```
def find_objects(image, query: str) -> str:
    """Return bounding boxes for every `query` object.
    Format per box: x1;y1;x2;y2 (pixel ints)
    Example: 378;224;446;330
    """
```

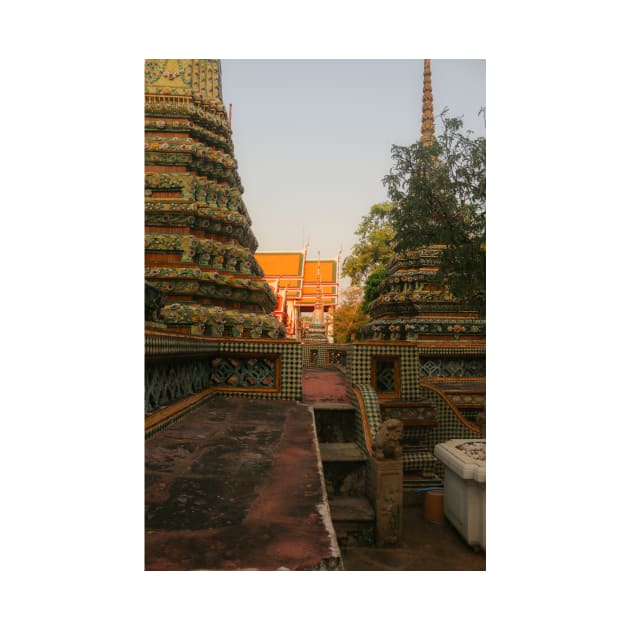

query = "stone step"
319;442;367;462
314;406;356;443
328;496;375;522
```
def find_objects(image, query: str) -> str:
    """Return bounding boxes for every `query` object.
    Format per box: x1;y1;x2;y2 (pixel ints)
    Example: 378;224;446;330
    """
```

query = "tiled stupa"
359;60;485;344
144;60;283;338
358;246;485;342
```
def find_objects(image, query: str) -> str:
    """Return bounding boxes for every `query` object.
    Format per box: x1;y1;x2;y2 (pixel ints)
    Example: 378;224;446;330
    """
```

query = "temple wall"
145;332;303;417
343;341;485;402
302;343;349;369
216;338;302;400
347;342;423;400
419;357;485;378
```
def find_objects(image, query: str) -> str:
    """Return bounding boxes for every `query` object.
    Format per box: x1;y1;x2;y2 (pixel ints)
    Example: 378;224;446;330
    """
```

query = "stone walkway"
341;502;485;570
302;367;351;405
145;367;485;570
145;397;341;570
302;367;485;571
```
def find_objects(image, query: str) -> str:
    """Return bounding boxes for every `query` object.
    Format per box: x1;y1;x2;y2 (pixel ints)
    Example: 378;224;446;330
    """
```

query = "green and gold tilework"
145;59;284;340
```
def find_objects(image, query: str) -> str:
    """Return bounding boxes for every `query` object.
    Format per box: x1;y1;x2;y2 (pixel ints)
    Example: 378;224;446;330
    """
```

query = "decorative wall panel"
347;343;422;400
145;333;302;415
420;358;485;378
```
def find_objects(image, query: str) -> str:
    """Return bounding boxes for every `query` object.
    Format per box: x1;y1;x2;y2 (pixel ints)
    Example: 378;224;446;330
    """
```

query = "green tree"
333;285;370;343
361;266;389;312
383;109;486;313
341;201;396;286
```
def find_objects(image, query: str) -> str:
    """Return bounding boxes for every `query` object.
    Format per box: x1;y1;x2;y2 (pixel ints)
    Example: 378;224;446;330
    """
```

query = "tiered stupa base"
158;303;283;338
359;247;485;343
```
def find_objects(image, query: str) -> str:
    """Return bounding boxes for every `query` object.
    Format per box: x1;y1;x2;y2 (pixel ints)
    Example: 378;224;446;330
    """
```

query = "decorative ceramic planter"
434;439;485;549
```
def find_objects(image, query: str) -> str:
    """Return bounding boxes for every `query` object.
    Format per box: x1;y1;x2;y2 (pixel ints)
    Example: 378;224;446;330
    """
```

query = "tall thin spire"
421;59;436;146
312;250;324;325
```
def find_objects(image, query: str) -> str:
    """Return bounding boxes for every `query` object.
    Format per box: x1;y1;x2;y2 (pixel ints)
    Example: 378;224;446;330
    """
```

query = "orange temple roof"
255;251;339;308
255;251;304;277
303;260;337;283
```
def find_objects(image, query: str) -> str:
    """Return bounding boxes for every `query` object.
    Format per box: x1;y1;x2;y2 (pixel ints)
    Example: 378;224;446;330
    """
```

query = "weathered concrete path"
145;397;341;570
302;368;351;405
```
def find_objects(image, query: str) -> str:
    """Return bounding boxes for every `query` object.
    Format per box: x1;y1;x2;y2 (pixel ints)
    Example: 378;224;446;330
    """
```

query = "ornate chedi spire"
358;59;484;344
144;60;283;338
421;59;436;147
312;252;325;326
304;251;329;343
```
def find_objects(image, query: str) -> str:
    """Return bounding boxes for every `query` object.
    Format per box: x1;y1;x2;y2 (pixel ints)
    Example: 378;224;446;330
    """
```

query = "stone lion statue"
373;419;403;460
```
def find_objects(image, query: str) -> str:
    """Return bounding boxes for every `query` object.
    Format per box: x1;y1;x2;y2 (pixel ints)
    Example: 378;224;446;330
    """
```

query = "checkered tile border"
348;343;421;399
419;383;480;477
419;357;486;378
351;384;382;456
146;331;220;356
218;339;302;400
302;343;348;368
417;345;486;357
402;448;438;476
351;383;438;475
401;426;433;445
302;344;326;367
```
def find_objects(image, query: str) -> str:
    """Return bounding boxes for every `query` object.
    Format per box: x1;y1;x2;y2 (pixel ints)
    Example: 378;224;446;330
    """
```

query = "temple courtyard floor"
341;502;485;570
145;368;485;570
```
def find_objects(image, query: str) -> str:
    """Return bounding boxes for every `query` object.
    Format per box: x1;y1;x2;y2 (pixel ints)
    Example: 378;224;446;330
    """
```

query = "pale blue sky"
221;59;485;281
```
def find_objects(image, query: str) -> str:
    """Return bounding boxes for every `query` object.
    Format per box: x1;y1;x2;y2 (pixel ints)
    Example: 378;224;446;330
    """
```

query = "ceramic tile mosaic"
401;448;438;475
218;339;302;400
351;384;383;456
351;384;437;474
420;357;486;378
146;331;221;356
145;359;213;413
348;343;422;400
145;60;283;340
145;333;302;414
418;384;481;477
302;344;349;368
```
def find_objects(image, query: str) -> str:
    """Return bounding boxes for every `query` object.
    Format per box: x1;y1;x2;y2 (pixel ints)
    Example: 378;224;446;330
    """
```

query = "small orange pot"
423;490;445;525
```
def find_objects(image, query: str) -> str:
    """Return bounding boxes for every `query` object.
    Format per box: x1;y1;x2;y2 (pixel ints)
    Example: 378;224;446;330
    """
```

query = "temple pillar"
367;456;403;546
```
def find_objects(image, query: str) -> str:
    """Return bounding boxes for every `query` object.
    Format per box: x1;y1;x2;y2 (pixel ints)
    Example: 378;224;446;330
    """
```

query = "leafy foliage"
383;109;486;312
341;202;396;286
333;285;370;343
361;266;389;312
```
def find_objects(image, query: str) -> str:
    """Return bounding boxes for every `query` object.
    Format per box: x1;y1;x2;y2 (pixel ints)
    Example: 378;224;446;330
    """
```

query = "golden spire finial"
421;59;436;146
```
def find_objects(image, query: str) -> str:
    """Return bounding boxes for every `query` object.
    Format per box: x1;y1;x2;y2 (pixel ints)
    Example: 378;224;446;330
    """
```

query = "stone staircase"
314;403;375;547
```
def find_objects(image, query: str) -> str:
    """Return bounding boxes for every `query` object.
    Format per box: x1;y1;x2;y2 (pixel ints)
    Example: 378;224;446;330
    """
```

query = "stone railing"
302;344;349;369
145;331;303;417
